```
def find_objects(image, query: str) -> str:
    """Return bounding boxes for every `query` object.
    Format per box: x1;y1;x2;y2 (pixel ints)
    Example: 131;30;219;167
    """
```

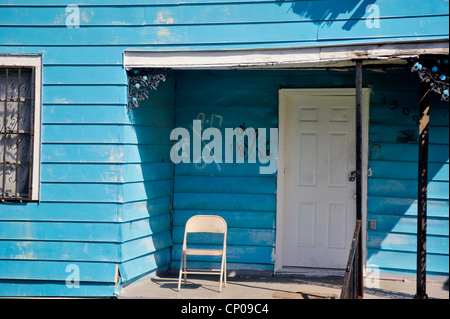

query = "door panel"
282;93;356;269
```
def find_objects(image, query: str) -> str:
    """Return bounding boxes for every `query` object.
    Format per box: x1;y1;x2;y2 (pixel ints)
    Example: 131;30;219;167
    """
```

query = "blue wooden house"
0;0;448;297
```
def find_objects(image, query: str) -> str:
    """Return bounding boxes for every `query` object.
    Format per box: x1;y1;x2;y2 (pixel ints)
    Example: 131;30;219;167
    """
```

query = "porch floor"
117;271;449;299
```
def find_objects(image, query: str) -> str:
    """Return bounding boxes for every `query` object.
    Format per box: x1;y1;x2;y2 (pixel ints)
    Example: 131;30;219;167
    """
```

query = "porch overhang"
124;39;449;70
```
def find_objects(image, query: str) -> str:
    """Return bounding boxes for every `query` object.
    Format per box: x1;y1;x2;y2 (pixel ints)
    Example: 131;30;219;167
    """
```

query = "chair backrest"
185;215;227;234
183;215;227;251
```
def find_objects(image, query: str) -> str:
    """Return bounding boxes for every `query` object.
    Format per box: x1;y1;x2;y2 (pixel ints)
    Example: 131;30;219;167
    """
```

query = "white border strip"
124;40;449;69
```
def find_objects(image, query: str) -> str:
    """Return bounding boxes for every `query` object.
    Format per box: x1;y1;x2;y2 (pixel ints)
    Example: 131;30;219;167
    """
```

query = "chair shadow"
151;276;212;292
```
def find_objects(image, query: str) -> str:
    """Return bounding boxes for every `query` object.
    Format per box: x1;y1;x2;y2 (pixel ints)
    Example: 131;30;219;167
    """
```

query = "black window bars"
0;67;35;201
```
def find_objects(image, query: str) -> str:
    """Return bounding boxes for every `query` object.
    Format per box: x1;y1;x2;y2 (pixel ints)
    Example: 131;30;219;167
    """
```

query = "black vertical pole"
355;61;363;221
415;83;430;299
355;60;363;299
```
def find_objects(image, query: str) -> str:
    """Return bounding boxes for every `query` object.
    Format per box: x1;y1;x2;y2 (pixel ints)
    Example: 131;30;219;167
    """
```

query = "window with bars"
0;66;39;201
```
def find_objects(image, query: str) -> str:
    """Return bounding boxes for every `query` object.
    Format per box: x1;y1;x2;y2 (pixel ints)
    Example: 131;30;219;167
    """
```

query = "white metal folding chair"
177;215;227;292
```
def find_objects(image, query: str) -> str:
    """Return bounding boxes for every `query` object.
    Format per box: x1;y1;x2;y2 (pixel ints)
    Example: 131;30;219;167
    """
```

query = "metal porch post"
355;60;364;299
415;82;430;299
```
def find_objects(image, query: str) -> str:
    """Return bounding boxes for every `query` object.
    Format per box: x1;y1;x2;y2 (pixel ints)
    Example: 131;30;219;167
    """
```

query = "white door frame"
275;88;370;273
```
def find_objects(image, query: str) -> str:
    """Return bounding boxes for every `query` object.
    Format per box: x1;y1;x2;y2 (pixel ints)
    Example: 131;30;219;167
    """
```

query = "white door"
280;90;357;269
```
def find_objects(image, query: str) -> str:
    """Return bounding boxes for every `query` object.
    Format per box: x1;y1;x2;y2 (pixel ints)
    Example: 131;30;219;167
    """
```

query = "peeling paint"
154;11;174;24
52;98;69;104
81;11;90;24
15;242;37;260
52;13;66;25
112;20;129;25
157;27;171;38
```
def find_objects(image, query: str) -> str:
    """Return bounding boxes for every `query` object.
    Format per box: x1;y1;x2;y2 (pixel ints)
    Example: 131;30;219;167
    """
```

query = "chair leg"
219;254;226;292
178;254;184;292
224;255;227;287
183;254;187;285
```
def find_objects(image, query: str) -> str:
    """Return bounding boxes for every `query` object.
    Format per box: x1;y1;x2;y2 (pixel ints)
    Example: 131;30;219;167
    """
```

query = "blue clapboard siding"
367;75;449;276
2;1;448;26
1;5;130;294
172;70;276;271
1;1;448;46
117;73;175;283
0;62;127;296
0;0;448;297
0;0;448;50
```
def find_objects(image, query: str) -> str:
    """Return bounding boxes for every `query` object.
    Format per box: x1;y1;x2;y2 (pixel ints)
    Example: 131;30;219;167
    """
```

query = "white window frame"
0;54;42;201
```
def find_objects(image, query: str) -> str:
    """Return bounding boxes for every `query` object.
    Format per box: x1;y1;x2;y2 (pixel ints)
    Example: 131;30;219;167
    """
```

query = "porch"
118;43;449;300
117;271;449;299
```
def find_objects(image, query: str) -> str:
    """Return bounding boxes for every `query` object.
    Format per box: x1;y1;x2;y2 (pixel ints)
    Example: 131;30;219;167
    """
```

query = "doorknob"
349;171;356;182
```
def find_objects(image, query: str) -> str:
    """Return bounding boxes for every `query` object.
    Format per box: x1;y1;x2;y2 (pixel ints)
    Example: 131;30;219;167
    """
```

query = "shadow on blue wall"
275;0;377;30
121;69;175;284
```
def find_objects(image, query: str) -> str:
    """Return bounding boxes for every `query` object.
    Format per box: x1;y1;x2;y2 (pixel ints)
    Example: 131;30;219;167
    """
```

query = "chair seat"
184;248;223;256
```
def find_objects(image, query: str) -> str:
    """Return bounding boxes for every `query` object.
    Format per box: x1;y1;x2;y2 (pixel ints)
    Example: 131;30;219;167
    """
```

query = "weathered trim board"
124;40;449;69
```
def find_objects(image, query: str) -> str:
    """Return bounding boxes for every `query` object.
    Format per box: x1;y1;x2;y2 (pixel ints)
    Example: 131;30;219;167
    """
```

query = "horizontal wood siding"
118;74;175;283
367;73;449;276
0;0;448;297
0;77;126;297
1;0;448;50
2;3;126;296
